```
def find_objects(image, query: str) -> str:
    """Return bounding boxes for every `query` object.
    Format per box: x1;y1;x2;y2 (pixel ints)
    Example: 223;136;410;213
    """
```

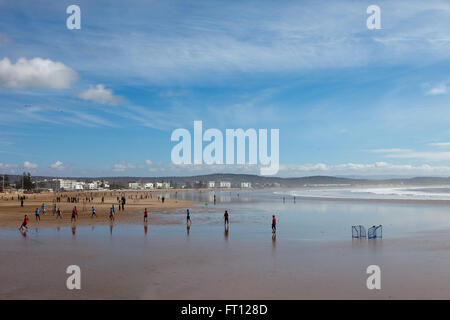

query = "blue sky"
0;0;450;177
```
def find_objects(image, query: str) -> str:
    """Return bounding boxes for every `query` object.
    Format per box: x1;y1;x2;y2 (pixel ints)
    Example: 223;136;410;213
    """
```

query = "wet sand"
2;225;450;299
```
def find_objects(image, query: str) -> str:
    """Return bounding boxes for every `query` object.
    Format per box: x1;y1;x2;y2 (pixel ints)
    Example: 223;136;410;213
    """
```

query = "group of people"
19;201;278;234
184;208;276;233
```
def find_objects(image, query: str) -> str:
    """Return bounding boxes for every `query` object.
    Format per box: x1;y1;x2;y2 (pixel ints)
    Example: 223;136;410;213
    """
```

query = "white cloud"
145;160;153;166
23;161;37;169
50;160;65;170
112;162;136;172
371;146;450;162
277;162;450;176
426;83;448;95
0;162;18;170
429;142;450;148
0;57;78;89
78;84;123;106
371;148;412;153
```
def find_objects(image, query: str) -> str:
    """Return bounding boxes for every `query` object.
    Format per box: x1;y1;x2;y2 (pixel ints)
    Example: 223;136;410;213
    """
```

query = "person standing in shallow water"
224;210;229;227
272;215;277;233
71;206;78;222
186;209;191;225
56;207;62;219
144;208;148;223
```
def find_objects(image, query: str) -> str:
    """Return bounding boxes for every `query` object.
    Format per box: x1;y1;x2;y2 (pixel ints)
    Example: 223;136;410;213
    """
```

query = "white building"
144;183;154;189
87;183;97;190
74;183;84;190
219;181;231;188
240;182;251;188
56;179;85;191
128;182;141;190
207;181;215;188
162;182;171;189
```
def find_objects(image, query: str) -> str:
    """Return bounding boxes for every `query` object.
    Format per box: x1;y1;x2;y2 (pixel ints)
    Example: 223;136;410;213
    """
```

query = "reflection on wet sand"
272;232;276;253
144;223;148;236
19;228;27;238
71;225;76;236
224;225;229;242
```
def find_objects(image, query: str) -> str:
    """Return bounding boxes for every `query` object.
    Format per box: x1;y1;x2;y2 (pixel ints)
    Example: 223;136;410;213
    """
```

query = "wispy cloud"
371;144;450;162
429;142;450;148
23;161;37;169
426;83;448;95
112;162;136;172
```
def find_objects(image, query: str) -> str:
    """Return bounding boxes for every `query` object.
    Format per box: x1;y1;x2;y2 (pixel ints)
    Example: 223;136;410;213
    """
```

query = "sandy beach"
2;188;450;299
0;190;200;228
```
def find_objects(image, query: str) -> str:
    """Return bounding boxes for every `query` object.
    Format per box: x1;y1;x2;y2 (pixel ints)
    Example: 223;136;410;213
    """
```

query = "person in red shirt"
71;206;78;222
272;215;276;233
20;214;29;230
144;208;148;223
224;210;229;226
56;208;62;219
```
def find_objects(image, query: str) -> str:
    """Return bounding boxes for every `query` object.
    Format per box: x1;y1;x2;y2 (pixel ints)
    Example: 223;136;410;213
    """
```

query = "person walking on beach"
53;203;57;215
91;206;96;218
20;215;29;230
20;196;24;207
186;209;191;225
109;207;115;222
272;215;277;233
71;206;78;222
42;203;46;215
144;208;148;223
35;208;40;221
224;210;229;226
56;208;62;219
